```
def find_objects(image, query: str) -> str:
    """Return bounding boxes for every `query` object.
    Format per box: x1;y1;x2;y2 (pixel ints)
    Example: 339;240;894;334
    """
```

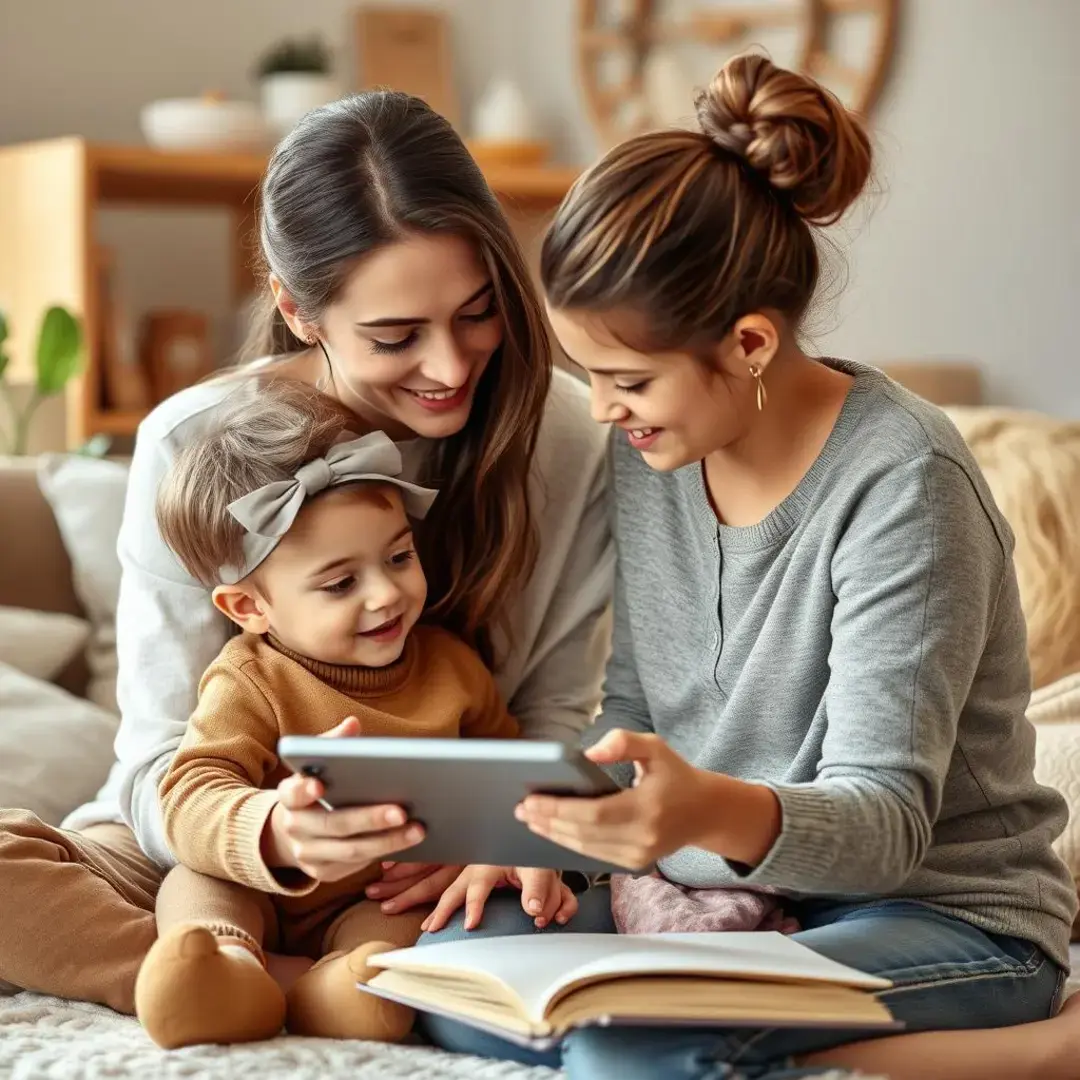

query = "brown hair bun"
695;53;872;225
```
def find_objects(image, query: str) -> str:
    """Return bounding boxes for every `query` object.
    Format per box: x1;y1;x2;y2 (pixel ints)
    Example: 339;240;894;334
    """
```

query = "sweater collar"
265;633;417;697
685;357;879;552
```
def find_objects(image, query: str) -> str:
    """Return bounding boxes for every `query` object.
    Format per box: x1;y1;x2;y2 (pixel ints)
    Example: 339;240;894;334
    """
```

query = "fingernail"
557;913;568;924
406;826;423;842
420;920;429;932
514;807;526;821
382;902;396;913
386;808;406;826
366;886;382;897
381;861;394;869
528;899;542;915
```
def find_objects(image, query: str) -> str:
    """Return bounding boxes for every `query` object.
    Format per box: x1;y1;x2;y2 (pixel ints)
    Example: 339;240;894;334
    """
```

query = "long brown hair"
240;91;550;666
541;53;872;350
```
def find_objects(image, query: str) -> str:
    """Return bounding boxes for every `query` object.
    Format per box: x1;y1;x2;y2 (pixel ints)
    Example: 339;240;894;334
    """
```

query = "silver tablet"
277;737;630;875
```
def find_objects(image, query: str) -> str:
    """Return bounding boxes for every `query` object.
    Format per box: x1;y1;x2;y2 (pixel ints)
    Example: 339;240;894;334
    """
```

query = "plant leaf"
35;306;83;396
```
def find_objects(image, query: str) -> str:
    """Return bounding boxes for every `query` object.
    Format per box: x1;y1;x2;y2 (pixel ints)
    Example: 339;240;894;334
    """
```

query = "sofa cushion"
0;661;118;826
945;407;1080;690
36;456;128;714
0;606;89;683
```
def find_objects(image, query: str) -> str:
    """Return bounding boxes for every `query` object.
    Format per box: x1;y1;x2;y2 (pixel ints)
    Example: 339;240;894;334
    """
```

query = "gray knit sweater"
593;359;1076;969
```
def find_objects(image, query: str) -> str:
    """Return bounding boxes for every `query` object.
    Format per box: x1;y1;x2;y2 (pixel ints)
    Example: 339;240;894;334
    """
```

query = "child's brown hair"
156;380;358;586
540;53;873;350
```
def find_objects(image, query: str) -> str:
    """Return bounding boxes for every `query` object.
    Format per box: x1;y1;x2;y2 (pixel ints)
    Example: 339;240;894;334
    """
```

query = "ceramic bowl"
140;98;268;153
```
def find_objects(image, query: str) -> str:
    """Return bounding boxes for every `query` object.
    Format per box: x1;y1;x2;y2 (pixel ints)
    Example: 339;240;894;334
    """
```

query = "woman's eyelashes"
389;548;416;567
460;297;498;323
365;300;498;355
369;332;417;356
615;381;648;394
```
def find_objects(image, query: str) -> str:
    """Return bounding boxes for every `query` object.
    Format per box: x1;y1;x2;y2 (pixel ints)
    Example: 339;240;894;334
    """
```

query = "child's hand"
421;865;577;933
261;717;425;882
365;862;465;913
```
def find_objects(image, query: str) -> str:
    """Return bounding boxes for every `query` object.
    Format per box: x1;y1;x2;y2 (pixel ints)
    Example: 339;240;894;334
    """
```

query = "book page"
371;931;890;1021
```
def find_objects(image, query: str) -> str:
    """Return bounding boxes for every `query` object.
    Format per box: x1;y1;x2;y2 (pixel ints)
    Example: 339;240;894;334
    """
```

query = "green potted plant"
255;35;336;139
0;305;88;455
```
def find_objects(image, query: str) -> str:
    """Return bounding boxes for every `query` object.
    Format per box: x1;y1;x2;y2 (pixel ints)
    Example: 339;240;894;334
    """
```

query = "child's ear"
212;584;270;635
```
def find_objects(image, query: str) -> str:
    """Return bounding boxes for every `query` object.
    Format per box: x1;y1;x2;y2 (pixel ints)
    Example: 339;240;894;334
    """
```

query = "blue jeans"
416;891;1065;1079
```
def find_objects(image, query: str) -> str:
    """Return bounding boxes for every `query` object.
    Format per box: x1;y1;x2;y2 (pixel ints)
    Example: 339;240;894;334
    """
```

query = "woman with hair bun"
427;53;1080;1080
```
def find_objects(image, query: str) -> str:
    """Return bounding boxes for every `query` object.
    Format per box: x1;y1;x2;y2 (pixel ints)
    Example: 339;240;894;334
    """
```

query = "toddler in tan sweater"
133;380;574;1048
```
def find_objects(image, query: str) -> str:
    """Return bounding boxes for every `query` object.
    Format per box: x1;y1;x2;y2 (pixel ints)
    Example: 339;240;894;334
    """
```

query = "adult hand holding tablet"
277;732;632;876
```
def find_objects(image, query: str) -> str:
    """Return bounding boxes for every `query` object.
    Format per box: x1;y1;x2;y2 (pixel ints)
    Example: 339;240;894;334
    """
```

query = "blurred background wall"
1;0;1078;416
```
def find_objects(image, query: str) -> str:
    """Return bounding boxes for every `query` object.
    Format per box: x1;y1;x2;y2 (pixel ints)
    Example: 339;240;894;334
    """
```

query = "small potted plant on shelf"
256;35;336;139
0;305;101;456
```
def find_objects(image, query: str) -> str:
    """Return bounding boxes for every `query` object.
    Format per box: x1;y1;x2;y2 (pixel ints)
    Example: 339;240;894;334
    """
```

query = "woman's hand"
421;865;577;933
365;862;465;912
515;729;781;870
261;717;425;882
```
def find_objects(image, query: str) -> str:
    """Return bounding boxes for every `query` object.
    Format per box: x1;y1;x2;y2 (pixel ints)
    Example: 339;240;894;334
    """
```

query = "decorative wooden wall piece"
578;0;899;146
355;6;459;127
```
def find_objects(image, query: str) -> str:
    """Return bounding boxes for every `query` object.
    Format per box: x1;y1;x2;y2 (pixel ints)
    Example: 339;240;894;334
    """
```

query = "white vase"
471;77;536;142
260;73;337;138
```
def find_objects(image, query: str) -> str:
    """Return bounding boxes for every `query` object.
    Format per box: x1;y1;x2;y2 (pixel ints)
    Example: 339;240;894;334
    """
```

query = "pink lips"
625;428;662;452
407;384;470;413
359;615;404;642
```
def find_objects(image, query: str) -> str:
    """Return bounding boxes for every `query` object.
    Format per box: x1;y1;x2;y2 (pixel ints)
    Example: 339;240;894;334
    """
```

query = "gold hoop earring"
749;363;767;412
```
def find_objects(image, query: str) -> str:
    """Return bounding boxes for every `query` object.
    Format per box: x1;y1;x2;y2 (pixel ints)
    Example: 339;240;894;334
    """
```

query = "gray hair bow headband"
220;430;437;584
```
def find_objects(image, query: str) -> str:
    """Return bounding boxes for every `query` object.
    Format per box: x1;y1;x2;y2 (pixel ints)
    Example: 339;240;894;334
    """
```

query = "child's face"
235;486;427;667
547;307;750;472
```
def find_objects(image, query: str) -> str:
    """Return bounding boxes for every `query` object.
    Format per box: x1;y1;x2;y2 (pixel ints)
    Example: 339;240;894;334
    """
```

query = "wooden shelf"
78;141;575;209
0;138;579;449
90;144;266;206
482;164;580;208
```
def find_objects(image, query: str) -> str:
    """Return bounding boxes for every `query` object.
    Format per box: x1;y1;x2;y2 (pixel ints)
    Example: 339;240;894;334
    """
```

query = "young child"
134;380;574;1049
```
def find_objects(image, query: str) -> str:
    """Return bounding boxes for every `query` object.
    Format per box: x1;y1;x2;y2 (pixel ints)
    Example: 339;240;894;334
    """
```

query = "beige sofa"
0;456;89;696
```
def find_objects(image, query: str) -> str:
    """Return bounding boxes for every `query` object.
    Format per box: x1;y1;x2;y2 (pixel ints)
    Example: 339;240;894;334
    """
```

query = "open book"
359;932;898;1049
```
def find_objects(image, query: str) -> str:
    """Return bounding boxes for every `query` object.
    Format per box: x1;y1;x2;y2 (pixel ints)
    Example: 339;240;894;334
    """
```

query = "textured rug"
0;992;886;1080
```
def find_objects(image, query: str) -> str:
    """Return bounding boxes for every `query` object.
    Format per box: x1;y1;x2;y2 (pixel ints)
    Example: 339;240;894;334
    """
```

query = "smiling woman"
0;89;615;1019
277;235;504;443
245;94;558;663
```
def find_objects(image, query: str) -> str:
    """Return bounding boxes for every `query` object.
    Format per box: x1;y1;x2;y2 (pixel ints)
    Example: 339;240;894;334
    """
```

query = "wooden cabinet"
0;138;578;449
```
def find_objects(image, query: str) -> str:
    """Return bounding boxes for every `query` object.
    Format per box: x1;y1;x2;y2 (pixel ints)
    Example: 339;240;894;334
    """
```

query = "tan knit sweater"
159;626;519;901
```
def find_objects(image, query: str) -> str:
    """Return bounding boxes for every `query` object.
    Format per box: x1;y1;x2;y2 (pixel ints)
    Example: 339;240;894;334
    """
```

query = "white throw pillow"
36;456;128;714
0;660;119;825
0;606;89;681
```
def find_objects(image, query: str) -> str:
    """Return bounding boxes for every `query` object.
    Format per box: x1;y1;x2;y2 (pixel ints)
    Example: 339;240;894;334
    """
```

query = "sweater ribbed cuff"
228;789;319;897
730;782;841;891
